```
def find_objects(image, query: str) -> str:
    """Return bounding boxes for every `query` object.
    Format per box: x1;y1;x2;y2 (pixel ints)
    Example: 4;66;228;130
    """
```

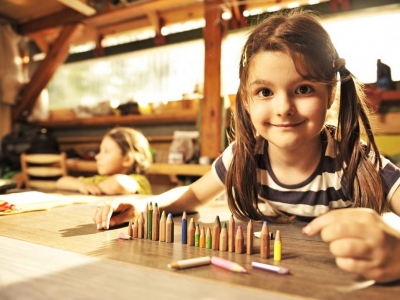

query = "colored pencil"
188;217;195;246
166;213;174;243
152;203;159;241
143;203;148;239
211;256;247;273
195;224;200;247
168;256;211;269
127;219;133;239
159;210;166;242
246;219;253;255
119;232;131;240
212;215;221;250
260;221;270;259
235;225;244;254
138;212;144;239
199;226;206;248
206;227;212;249
132;216;138;238
181;210;187;244
219;223;228;252
274;230;282;261
251;261;289;275
228;214;235;252
147;202;153;240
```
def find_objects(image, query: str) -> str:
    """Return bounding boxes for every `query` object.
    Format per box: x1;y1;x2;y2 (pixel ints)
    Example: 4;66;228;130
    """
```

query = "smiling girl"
92;11;400;282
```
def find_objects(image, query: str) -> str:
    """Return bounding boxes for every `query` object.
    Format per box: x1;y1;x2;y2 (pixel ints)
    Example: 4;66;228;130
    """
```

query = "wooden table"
1;195;399;299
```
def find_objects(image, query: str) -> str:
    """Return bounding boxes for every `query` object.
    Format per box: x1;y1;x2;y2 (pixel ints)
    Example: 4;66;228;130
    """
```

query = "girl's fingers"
329;238;372;259
302;208;379;236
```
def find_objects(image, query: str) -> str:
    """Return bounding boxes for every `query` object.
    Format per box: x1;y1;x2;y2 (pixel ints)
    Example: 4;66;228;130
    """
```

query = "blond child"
56;127;152;195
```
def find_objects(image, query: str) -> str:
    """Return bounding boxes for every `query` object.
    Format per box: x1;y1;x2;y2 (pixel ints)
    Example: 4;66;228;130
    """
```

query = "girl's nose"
274;93;295;117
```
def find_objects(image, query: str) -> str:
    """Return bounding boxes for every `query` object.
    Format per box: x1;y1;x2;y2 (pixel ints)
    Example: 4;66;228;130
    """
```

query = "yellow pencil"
274;230;282;261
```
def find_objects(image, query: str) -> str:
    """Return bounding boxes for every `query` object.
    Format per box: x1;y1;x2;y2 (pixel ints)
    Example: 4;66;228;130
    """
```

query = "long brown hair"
226;10;386;222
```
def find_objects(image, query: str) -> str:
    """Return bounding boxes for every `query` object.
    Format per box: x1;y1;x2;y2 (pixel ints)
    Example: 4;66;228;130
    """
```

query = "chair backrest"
20;152;68;190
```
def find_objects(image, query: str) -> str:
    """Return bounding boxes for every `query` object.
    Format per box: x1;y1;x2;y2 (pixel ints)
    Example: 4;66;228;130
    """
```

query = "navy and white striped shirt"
212;128;400;217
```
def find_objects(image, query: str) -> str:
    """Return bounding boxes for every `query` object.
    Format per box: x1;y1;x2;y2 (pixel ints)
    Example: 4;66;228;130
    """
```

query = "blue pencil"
181;210;187;244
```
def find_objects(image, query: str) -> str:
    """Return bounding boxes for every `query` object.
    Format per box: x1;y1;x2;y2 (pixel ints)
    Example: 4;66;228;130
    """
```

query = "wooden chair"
20;152;68;190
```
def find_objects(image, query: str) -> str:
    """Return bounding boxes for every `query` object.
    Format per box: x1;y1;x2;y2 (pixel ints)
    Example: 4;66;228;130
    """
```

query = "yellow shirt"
79;174;152;195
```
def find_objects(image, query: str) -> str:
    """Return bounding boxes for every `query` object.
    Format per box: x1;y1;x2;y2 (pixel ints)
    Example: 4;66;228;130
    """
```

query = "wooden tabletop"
0;194;399;299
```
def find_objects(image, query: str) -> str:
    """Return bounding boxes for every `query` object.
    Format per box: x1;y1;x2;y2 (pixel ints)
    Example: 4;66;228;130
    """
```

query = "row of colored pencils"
123;205;282;261
126;202;174;243
181;212;282;260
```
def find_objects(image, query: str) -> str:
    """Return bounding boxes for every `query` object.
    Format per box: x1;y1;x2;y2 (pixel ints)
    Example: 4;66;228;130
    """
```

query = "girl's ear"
122;152;135;168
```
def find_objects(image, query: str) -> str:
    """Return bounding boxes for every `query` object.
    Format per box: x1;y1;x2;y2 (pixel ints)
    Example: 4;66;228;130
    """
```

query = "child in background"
93;11;400;282
56;127;152;195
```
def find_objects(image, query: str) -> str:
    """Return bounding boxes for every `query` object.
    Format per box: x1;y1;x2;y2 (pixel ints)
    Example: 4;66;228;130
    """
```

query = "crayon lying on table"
211;256;247;273
168;256;211;269
251;261;290;275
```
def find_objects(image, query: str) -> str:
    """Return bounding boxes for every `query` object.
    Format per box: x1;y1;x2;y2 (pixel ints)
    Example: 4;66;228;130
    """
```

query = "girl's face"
246;51;331;153
95;135;131;175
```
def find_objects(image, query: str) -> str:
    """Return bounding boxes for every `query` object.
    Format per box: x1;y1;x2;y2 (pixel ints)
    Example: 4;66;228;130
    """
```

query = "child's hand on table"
303;208;400;283
78;182;103;195
93;198;146;230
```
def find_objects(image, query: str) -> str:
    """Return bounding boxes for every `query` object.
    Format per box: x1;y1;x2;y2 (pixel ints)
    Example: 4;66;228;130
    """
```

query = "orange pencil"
199;226;206;248
235;225;244;254
246;219;253;255
212;216;221;250
228;214;235;252
260;221;270;259
219;223;228;252
188;217;195;246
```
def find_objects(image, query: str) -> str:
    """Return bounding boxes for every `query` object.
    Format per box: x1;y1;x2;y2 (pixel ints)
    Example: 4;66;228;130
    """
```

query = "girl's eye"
257;88;273;98
296;85;314;94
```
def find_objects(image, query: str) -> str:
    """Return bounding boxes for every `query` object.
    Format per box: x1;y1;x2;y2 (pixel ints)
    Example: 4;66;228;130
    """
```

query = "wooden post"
201;0;224;158
13;24;83;121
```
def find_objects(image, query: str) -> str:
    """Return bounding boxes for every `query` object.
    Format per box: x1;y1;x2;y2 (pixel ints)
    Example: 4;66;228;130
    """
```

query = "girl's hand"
302;208;400;283
92;198;146;230
78;182;103;195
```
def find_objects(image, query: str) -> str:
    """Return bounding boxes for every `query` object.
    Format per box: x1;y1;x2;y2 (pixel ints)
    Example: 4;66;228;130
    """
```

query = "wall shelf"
34;110;198;128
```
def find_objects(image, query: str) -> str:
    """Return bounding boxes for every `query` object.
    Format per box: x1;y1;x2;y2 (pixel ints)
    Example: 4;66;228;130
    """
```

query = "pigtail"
226;92;259;221
336;64;387;213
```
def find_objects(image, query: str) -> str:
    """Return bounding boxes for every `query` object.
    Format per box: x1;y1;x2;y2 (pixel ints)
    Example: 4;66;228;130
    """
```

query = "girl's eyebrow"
249;79;272;86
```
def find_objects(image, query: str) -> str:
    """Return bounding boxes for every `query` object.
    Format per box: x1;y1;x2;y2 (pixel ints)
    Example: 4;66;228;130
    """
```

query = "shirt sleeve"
380;156;400;202
211;142;235;187
129;174;153;195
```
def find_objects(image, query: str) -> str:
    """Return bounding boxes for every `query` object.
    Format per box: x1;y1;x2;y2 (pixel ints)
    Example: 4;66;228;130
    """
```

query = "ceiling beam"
13;24;83;121
57;0;97;16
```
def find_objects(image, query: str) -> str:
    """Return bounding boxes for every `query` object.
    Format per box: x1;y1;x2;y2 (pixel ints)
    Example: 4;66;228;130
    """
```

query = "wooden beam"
13;24;83;121
57;0;97;16
147;11;166;45
201;0;224;158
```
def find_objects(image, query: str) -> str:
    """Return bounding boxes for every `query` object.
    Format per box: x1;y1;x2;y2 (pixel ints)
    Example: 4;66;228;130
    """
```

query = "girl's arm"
56;176;103;195
303;186;400;283
97;174;139;195
93;170;225;230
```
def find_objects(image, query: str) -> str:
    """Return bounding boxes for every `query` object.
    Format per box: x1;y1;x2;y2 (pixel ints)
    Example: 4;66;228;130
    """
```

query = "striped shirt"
212;128;400;217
